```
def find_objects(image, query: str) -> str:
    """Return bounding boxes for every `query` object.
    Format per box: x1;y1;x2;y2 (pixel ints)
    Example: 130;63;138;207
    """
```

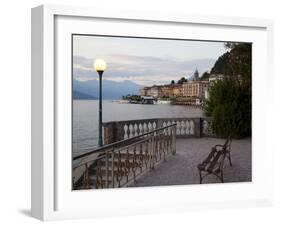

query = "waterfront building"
146;87;152;96
140;83;184;99
139;87;148;96
201;81;209;99
150;85;162;98
209;74;224;86
203;74;225;99
183;80;209;98
172;84;183;97
140;85;175;98
160;85;174;97
140;85;162;98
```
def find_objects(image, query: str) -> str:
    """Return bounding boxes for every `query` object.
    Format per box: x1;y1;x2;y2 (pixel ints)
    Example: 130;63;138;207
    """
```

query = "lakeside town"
121;72;223;106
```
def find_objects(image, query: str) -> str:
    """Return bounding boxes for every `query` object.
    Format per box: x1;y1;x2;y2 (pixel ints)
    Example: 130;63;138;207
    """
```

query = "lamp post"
94;59;107;147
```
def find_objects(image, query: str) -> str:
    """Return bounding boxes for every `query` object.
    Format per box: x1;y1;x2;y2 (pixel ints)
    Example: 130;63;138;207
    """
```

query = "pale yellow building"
160;85;173;97
140;83;184;98
172;84;183;97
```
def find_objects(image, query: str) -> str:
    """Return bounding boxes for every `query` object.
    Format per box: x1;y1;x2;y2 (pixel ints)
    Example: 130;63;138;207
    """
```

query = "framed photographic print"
31;4;274;221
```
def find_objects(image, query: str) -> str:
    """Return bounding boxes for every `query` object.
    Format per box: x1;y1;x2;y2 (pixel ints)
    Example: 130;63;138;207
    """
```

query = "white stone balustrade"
103;117;213;145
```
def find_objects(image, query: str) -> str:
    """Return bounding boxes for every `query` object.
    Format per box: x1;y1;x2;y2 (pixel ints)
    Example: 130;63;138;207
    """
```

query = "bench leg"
199;170;203;184
220;171;224;183
228;153;232;167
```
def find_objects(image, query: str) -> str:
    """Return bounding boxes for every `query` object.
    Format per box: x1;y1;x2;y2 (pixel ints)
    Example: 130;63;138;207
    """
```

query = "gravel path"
129;137;252;187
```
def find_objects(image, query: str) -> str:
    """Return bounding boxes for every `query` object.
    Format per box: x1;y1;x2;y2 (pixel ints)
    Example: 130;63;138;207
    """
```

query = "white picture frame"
31;4;274;221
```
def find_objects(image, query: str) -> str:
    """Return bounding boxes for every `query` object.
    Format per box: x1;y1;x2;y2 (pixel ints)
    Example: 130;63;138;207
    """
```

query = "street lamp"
94;59;107;147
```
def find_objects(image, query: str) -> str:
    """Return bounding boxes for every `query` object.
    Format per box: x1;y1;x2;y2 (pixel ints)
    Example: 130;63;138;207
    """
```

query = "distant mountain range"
73;79;140;100
73;90;97;100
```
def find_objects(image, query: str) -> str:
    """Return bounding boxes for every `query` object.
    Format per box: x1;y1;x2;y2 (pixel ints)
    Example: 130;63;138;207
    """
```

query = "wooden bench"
197;137;232;183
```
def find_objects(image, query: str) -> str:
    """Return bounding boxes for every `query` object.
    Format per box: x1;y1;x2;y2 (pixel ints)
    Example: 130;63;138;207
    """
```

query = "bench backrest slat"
206;151;223;173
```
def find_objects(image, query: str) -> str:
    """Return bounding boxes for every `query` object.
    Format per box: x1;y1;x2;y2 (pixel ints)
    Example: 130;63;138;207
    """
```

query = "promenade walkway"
129;137;251;187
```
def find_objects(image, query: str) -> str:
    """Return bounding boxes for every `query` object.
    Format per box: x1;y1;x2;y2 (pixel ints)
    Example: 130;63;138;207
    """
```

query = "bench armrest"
214;145;229;153
213;144;231;153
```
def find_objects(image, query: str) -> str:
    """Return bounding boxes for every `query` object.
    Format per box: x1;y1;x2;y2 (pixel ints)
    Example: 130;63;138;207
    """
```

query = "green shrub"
204;78;251;138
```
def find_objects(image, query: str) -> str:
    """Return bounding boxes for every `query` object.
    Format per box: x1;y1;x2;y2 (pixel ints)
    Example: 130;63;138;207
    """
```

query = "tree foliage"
204;42;252;138
210;52;230;75
177;77;187;84
211;43;252;81
200;71;210;80
122;94;141;101
204;78;251;138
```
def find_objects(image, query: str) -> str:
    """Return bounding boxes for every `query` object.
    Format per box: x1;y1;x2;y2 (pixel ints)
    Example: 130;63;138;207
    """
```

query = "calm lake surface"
73;100;203;157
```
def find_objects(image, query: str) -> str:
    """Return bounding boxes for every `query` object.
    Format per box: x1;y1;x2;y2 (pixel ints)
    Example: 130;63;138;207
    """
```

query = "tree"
204;78;251;138
204;42;252;138
177;77;187;84
171;80;175;85
211;42;252;81
225;43;252;82
200;71;210;80
210;52;230;75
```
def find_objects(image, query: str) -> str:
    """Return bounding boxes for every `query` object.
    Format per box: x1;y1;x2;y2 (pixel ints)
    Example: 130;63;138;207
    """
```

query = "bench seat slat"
198;149;217;170
198;150;224;173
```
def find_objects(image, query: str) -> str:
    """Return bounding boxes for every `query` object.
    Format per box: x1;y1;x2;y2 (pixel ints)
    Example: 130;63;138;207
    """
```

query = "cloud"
73;55;216;86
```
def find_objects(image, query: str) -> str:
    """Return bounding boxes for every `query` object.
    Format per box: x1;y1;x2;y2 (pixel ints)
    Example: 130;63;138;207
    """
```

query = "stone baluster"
185;120;190;135
180;120;185;135
190;120;195;135
176;120;180;135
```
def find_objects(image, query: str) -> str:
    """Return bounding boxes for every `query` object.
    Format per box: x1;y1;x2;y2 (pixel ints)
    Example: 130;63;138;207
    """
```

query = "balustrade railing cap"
102;117;210;125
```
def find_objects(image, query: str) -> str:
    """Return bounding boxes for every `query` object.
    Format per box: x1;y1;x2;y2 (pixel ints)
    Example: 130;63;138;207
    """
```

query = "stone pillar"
193;118;201;138
103;122;118;144
115;122;124;141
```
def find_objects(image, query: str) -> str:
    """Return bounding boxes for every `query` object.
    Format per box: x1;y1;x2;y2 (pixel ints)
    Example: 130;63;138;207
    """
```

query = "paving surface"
129;137;252;187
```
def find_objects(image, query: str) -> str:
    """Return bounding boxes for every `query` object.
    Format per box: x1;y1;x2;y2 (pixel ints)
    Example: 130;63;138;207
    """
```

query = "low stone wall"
103;117;213;145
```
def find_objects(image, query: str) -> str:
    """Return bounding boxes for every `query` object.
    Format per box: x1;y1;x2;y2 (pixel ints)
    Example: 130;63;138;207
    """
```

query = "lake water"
73;100;203;157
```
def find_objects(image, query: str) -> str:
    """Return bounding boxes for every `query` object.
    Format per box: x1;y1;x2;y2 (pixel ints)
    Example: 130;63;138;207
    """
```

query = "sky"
73;35;227;86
